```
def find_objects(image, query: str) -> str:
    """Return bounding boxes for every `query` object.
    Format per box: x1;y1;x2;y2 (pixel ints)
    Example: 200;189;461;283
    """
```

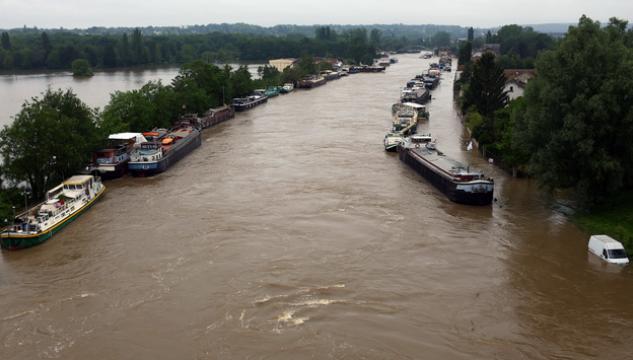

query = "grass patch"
575;192;633;253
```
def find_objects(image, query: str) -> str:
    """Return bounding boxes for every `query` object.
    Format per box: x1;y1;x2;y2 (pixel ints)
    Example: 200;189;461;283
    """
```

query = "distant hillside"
523;23;574;34
1;23;470;40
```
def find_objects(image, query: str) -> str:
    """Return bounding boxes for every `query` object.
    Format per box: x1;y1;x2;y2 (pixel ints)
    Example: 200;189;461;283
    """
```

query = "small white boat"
281;83;294;94
384;132;404;152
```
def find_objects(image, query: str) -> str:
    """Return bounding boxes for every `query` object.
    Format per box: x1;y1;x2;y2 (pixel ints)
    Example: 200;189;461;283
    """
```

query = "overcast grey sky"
0;0;631;28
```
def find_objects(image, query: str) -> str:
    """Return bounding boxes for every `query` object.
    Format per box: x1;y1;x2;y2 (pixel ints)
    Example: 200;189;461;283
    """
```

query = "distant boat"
0;175;106;250
232;93;268;111
264;87;281;98
391;103;419;135
383;132;404;152
297;75;326;89
280;83;294;94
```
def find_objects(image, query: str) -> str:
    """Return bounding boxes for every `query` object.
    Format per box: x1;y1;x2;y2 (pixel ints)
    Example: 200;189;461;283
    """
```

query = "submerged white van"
588;235;630;265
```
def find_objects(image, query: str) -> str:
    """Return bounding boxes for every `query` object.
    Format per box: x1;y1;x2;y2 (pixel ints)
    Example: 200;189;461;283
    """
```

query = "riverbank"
575;192;633;252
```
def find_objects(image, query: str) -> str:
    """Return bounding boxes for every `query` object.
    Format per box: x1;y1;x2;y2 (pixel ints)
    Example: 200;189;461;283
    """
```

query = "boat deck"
410;147;472;176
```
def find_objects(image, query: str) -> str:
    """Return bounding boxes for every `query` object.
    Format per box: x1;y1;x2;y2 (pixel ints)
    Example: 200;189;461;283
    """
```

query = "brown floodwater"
1;54;632;359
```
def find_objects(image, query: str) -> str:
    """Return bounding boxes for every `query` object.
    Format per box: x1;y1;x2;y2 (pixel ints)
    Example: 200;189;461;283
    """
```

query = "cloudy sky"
0;0;631;28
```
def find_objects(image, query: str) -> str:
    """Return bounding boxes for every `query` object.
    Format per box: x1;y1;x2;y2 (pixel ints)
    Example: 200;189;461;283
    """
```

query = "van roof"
590;235;625;249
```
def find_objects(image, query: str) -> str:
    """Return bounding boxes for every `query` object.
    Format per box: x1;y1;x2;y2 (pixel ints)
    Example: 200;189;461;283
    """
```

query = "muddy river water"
1;54;632;359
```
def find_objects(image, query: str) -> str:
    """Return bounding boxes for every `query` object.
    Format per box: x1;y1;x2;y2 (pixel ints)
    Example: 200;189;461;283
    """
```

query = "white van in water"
588;235;629;265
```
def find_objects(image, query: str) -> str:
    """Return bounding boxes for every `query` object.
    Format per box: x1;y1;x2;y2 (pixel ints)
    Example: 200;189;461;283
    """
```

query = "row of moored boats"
1;61;390;251
384;55;495;206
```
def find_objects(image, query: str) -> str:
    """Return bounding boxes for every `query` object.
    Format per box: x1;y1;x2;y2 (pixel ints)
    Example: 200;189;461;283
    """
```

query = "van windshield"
607;249;628;259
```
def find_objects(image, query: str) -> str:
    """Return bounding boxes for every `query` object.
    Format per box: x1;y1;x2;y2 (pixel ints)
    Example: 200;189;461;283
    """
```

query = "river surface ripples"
1;54;632;359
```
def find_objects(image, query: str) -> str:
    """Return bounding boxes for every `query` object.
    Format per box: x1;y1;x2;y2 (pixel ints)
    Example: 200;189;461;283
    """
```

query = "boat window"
607;249;627;259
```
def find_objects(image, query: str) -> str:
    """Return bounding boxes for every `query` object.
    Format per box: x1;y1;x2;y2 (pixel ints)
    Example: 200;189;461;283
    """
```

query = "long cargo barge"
180;106;235;129
398;136;494;205
128;126;202;176
232;94;268;111
298;76;326;89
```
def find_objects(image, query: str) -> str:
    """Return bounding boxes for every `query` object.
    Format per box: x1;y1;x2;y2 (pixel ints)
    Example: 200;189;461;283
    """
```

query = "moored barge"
298;75;327;89
398;136;494;205
232;94;268;111
128;125;202;176
0;175;105;250
88;133;147;180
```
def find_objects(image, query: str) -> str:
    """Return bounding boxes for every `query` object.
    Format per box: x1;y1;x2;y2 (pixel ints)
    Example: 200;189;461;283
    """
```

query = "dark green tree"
431;31;451;48
230;65;254;98
370;29;382;47
131;28;144;65
1;32;11;50
458;41;472;66
315;26;335;41
71;58;94;77
101;81;177;133
521;16;633;203
119;33;130;66
468;27;474;42
41;32;52;58
463;52;508;117
0;89;99;199
103;43;117;67
296;54;316;75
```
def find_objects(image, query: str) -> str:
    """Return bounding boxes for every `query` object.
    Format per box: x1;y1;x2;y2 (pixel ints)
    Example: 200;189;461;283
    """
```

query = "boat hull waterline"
0;186;106;250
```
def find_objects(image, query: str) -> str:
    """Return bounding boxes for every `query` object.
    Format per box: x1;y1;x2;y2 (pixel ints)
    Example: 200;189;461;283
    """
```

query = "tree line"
458;24;556;70
0;23;473;73
457;16;633;206
0;26;423;72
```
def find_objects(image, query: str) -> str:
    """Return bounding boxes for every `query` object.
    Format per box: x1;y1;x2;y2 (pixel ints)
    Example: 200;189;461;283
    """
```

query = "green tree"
370;29;382;47
101;81;177;133
41;32;52;59
229;65;254;99
71;58;94;77
431;31;451;48
468;27;474;42
103;43;117;67
521;16;633;203
463;52;508;117
458;41;472;66
1;32;11;50
131;28;144;65
297;54;317;75
0;89;99;199
119;33;130;66
315;26;336;41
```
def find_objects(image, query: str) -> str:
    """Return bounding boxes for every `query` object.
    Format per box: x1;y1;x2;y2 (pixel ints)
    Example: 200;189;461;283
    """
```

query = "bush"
71;58;93;77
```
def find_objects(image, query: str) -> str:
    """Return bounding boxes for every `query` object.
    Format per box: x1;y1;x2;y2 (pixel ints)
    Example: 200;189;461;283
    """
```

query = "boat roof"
109;132;142;140
63;175;93;186
402;102;426;109
411;147;483;176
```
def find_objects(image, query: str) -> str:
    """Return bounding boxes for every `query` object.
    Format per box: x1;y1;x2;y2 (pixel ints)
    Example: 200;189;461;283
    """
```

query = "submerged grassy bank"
575;192;633;253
